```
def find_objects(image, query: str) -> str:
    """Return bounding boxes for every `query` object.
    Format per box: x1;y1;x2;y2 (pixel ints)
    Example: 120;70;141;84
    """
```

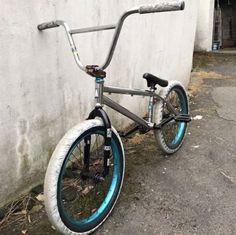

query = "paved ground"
1;52;236;235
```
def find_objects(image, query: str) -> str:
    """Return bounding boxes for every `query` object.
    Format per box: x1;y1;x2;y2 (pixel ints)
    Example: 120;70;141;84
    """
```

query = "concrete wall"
0;0;198;205
195;0;215;51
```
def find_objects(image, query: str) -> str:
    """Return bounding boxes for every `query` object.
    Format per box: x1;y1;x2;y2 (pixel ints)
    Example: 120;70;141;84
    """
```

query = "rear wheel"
154;81;189;154
44;119;125;235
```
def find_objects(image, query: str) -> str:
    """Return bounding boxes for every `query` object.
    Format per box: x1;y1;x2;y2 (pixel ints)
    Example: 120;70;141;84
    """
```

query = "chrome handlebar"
37;1;185;73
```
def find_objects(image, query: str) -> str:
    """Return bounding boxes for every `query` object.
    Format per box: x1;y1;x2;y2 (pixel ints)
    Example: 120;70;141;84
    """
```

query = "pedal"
174;114;191;123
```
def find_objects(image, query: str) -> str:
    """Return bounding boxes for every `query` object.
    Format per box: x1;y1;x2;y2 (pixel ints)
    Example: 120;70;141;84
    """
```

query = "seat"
143;73;168;88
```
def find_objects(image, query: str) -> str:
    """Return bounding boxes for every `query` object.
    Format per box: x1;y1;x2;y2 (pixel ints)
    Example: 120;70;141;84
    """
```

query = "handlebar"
38;1;185;73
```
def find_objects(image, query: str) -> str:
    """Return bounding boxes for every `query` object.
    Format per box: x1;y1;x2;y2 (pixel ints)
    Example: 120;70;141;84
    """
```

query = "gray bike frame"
38;1;184;129
100;84;166;129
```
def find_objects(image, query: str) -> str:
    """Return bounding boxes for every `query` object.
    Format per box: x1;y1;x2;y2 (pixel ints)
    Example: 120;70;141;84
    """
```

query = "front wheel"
154;81;189;154
44;119;125;235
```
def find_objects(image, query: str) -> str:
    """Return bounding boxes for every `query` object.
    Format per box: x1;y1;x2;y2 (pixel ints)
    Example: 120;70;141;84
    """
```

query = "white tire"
153;81;189;154
44;119;125;235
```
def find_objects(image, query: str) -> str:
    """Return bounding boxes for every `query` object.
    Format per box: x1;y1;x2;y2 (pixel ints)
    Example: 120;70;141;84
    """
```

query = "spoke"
76;144;83;156
70;151;81;163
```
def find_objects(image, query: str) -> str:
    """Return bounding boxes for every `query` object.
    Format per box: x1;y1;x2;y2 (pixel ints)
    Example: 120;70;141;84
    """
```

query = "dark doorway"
214;0;236;49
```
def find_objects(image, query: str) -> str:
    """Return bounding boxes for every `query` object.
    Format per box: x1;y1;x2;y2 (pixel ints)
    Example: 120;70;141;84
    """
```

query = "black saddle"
143;73;168;89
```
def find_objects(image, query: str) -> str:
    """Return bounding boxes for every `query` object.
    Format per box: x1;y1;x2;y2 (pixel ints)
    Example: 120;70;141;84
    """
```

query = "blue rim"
171;122;185;145
169;87;188;147
59;130;120;226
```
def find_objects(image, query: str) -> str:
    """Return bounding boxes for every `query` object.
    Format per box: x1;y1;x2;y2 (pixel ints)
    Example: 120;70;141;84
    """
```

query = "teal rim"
163;87;187;148
170;88;187;146
58;129;121;226
171;122;185;145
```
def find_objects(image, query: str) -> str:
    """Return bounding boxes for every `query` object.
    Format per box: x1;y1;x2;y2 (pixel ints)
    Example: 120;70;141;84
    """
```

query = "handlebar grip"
37;21;60;31
139;1;185;14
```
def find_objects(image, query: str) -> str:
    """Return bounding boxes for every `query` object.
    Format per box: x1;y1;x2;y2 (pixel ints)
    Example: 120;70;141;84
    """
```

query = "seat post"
147;87;155;123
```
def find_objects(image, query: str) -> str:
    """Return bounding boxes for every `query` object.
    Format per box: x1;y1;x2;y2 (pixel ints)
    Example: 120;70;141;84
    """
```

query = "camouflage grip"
37;21;60;31
139;1;185;14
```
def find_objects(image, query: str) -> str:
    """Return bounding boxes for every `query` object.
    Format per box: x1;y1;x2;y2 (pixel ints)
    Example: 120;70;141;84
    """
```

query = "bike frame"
97;79;168;130
38;0;189;178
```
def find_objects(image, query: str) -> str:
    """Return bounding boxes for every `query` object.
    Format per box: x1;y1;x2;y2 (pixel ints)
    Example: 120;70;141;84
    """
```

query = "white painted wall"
195;0;215;51
0;0;198;205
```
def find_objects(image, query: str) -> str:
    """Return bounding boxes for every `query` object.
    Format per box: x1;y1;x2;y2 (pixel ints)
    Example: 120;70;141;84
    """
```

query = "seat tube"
95;77;104;107
148;89;155;122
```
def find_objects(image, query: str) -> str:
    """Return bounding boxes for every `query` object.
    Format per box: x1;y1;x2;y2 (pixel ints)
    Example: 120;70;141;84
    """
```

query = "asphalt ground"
1;52;236;235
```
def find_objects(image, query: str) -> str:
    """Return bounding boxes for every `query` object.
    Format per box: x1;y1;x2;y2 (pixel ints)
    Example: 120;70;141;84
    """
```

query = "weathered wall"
0;0;198;205
195;0;215;51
